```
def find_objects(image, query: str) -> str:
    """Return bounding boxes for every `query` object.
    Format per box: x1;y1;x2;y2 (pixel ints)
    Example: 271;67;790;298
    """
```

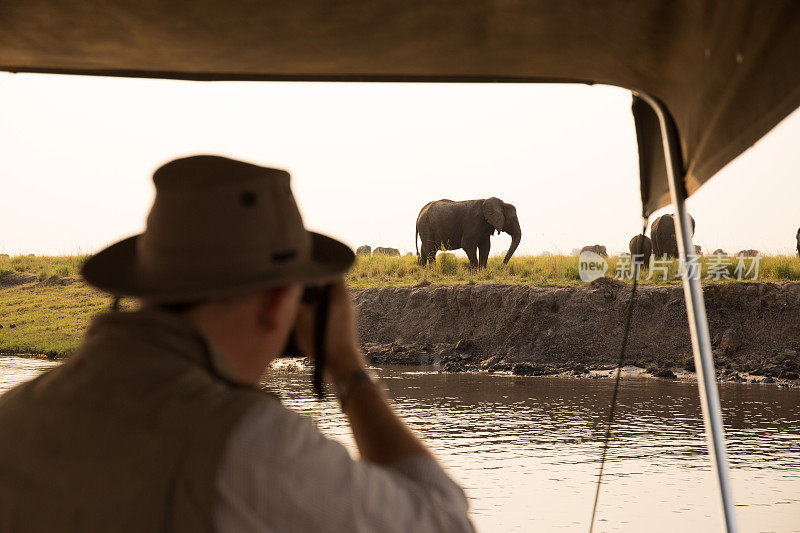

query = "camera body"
281;285;324;357
280;284;331;399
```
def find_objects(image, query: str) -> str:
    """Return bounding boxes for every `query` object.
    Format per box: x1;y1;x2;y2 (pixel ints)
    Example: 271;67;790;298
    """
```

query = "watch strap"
335;369;376;408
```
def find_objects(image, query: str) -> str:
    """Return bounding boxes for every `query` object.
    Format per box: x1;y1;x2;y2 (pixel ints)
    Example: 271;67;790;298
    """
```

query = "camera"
280;284;331;399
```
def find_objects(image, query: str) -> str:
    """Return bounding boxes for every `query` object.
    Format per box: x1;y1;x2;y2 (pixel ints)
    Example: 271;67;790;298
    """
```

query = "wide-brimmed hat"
82;155;354;303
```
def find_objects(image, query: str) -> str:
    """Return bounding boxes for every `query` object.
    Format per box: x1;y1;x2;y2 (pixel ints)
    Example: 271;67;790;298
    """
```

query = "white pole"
636;92;738;532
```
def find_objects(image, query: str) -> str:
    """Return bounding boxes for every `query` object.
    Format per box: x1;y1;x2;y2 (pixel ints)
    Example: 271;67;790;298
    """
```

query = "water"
2;356;799;532
0;356;60;391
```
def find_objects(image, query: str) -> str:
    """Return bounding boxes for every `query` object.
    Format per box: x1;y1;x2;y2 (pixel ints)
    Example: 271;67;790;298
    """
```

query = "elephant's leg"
419;244;429;266
420;241;436;266
426;247;437;266
478;237;490;268
464;247;479;269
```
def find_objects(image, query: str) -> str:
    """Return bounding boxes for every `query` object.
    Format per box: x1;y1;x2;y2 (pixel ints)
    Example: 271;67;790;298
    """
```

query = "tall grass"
345;252;800;288
0;254;89;280
2;252;798;289
346;253;599;287
760;255;800;281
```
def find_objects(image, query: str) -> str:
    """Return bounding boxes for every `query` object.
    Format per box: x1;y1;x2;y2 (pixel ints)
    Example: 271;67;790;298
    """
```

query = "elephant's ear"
482;197;505;232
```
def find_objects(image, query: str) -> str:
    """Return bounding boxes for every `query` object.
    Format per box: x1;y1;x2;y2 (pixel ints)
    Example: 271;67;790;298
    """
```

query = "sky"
1;73;798;257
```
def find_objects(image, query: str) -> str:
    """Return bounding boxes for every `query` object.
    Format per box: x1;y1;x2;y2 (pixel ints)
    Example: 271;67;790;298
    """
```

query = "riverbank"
2;263;799;385
354;279;800;384
0;272;132;357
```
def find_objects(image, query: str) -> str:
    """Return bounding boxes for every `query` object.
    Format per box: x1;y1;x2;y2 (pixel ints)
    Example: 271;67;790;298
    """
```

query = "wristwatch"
335;368;378;408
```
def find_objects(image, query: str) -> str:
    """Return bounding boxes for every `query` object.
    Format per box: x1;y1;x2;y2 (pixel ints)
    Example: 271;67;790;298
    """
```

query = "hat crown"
82;155;354;302
137;155;310;278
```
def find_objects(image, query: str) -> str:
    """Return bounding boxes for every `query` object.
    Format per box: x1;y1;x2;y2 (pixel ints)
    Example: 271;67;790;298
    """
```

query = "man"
0;155;473;532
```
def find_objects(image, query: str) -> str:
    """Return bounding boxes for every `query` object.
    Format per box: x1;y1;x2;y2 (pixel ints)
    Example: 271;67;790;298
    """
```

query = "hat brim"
82;232;355;303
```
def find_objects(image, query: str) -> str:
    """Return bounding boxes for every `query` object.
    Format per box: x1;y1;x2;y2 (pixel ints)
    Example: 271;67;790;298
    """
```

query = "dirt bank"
353;279;800;382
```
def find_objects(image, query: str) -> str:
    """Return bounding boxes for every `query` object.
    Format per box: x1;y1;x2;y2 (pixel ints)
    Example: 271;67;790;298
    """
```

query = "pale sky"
1;73;798;257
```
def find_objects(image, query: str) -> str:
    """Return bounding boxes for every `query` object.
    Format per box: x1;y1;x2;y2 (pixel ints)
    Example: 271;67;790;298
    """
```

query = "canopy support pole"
637;92;738;533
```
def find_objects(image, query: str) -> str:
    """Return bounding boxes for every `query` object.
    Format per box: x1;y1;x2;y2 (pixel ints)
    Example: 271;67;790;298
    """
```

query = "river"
1;356;798;532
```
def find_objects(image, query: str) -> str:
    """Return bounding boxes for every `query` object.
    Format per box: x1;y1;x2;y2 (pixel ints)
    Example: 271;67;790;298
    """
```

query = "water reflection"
1;356;798;532
266;364;800;532
0;356;59;392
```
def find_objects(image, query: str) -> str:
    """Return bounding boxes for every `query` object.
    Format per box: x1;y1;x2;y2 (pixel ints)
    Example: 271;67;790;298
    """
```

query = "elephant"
356;245;371;256
628;235;652;267
736;249;760;257
580;244;607;257
694;245;703;256
796;228;800;257
373;247;400;256
415;197;521;268
712;248;727;255
650;214;695;258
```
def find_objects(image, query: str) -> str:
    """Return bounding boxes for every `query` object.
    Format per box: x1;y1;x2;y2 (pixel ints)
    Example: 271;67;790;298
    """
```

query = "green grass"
1;254;89;278
1;253;799;357
0;255;127;358
0;281;115;357
344;252;800;288
346;253;586;287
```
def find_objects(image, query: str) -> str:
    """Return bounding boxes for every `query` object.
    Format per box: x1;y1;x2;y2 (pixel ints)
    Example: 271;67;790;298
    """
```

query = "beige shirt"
215;400;474;532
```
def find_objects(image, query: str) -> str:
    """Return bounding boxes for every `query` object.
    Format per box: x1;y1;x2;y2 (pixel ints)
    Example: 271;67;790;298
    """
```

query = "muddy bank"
353;279;800;382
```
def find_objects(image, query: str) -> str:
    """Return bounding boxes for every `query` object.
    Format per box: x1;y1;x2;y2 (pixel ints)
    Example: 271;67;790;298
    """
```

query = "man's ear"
258;286;298;331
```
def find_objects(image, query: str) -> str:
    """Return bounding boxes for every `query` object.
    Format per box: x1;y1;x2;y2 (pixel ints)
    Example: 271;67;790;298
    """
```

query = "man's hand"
292;280;366;384
293;279;435;465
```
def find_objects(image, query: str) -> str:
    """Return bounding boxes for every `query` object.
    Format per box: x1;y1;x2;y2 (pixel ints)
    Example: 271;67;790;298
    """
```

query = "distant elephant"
374;247;400;256
628;235;652;267
712;248;727;255
415;197;521;268
796;228;799;257
650;214;696;258
581;244;607;257
356;245;371;256
694;245;703;256
736;249;760;257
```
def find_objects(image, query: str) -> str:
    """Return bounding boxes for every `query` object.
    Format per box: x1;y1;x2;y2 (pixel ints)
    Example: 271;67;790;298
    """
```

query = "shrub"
437;253;459;276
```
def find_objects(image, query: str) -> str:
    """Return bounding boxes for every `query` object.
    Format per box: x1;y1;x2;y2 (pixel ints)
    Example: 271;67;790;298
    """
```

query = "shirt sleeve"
214;400;474;533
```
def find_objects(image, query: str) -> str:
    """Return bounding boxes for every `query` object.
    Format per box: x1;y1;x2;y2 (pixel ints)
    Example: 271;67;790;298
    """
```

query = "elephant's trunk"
503;224;522;264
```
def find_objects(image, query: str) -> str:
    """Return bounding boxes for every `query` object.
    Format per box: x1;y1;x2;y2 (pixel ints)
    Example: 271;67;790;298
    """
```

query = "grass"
1;252;799;357
344;252;800;288
0;254;129;358
1;254;89;278
0;282;117;357
345;253;585;287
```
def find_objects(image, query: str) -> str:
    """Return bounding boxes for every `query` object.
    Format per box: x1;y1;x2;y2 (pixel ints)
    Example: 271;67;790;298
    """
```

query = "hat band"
136;239;308;282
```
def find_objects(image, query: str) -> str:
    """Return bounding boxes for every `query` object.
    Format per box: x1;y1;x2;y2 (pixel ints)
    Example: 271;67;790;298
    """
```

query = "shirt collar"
86;308;244;385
